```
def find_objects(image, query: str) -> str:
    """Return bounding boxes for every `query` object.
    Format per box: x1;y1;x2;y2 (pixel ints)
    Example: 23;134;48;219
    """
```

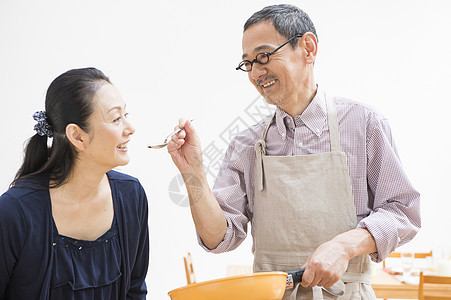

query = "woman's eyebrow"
107;105;126;113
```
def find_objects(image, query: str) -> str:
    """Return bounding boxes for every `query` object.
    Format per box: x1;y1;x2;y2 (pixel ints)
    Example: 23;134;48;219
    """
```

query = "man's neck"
280;84;318;118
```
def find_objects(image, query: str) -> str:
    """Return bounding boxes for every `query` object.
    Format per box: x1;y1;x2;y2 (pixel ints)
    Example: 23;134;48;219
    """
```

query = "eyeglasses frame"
236;34;304;72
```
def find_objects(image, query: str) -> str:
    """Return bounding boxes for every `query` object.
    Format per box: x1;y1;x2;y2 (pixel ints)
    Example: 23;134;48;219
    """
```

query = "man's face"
241;21;306;107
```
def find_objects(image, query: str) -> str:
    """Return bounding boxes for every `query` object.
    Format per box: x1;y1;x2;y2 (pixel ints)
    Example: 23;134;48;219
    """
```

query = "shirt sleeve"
357;112;421;262
197;139;251;253
126;184;149;299
0;193;27;299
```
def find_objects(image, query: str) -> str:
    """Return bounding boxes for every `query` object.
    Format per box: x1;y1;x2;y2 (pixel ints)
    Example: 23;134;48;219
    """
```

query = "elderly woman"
0;68;149;299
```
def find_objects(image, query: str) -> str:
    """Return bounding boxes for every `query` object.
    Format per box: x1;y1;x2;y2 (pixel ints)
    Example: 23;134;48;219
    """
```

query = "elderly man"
168;4;420;299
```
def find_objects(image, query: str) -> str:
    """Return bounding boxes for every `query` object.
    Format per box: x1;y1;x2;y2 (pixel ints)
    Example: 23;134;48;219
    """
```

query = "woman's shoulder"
0;179;48;212
107;169;140;184
107;170;148;222
0;182;47;235
107;170;146;200
0;189;23;220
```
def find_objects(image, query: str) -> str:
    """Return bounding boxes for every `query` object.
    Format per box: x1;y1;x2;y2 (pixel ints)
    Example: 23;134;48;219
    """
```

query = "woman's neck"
51;162;109;203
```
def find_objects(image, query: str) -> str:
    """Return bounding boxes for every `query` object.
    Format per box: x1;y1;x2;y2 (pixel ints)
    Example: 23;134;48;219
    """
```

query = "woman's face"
82;83;135;171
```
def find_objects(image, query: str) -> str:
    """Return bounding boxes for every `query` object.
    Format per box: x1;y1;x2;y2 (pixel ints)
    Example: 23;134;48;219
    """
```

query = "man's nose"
249;63;267;81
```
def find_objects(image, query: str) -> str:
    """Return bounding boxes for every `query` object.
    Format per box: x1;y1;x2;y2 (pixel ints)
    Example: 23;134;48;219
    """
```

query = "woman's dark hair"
244;4;318;48
11;67;111;188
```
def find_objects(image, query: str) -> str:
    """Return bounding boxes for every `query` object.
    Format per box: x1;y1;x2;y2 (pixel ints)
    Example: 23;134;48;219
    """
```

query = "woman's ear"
66;124;88;151
300;32;318;64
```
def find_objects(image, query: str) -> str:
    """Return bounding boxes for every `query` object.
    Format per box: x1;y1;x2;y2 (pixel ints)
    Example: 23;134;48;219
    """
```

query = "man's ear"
66;123;88;151
299;32;318;64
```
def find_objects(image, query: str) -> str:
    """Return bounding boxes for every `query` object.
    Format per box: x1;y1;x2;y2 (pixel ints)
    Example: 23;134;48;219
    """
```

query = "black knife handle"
285;268;305;288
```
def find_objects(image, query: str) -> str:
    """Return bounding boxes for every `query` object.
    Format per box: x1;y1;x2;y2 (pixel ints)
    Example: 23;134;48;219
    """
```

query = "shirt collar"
274;86;327;139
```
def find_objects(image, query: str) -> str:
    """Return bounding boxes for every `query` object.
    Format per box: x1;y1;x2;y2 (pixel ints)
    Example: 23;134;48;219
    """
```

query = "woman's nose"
125;119;135;135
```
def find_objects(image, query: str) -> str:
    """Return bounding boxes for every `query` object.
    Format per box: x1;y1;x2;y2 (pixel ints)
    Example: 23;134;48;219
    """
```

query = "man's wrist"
331;228;376;260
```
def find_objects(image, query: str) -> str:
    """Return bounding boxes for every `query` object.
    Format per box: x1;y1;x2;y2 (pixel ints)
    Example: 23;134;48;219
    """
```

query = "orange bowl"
168;271;287;300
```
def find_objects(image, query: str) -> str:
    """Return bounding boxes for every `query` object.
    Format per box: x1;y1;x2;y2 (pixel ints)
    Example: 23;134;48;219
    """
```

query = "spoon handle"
148;119;194;149
163;119;194;143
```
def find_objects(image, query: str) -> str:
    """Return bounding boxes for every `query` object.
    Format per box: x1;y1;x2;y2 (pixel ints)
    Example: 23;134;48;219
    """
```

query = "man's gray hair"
244;4;318;47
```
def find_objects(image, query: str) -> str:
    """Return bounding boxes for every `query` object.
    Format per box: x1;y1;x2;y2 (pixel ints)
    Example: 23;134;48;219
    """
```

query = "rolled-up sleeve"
357;113;421;262
197;139;252;253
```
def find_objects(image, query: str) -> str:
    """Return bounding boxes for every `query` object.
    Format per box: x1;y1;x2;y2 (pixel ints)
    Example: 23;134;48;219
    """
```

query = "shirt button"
298;141;303;147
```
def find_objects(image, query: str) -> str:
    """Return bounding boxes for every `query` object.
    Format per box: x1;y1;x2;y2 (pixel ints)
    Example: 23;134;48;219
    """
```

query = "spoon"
148;119;194;149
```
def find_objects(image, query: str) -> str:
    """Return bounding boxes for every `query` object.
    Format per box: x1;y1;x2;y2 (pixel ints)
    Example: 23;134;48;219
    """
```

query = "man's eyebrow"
242;45;274;59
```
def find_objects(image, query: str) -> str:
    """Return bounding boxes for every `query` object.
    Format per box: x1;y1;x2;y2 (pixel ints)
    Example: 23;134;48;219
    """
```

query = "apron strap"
289;283;301;300
313;286;325;300
289;284;325;300
289;284;322;300
254;139;266;191
261;112;276;140
289;284;338;300
254;92;342;191
254;114;274;191
325;93;342;153
257;93;342;154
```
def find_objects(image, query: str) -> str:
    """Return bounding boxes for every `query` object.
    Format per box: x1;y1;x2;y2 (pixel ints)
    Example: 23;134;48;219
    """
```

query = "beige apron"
253;93;376;299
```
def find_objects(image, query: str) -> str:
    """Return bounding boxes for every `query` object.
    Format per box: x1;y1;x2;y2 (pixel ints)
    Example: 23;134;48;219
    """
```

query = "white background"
1;0;450;299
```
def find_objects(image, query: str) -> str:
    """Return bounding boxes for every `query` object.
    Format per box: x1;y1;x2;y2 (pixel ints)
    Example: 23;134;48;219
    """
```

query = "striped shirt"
199;86;420;262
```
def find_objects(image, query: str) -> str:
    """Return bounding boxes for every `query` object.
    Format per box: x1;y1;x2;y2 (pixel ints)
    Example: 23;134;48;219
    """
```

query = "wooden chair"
419;271;451;300
382;250;433;268
183;252;196;285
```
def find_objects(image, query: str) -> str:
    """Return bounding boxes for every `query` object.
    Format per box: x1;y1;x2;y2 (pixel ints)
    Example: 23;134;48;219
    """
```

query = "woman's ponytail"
12;134;49;187
11;67;111;188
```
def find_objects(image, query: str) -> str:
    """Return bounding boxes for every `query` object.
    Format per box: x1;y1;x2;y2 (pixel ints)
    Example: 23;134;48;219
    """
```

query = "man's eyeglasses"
236;34;303;72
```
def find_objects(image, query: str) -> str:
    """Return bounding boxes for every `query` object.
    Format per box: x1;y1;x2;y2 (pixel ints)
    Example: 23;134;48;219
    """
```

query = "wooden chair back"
382;251;433;300
184;252;196;285
419;271;451;300
383;250;433;268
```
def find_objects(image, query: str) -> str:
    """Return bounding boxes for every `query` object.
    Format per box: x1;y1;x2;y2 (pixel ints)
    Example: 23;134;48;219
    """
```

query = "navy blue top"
0;170;149;300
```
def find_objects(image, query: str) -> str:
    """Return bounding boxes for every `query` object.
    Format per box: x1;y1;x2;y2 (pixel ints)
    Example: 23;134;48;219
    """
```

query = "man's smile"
257;76;278;89
262;79;276;88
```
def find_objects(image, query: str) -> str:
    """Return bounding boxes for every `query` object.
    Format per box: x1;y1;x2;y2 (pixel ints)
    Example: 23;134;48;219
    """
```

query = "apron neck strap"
255;112;274;157
325;93;342;152
256;91;342;153
261;112;275;141
254;114;274;191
